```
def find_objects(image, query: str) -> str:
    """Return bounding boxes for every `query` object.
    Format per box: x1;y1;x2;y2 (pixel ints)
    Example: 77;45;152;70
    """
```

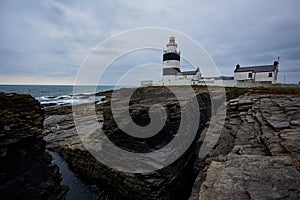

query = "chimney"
236;64;240;69
274;61;279;66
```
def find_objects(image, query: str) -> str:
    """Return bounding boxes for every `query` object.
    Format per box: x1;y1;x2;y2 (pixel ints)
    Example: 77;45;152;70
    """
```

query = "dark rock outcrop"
44;87;213;200
0;93;67;200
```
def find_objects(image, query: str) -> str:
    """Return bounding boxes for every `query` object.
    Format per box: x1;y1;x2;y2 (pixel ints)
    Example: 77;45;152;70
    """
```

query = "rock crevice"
44;87;212;200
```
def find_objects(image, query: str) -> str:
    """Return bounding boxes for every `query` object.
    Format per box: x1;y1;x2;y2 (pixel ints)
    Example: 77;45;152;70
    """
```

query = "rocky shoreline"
1;87;300;199
43;87;213;200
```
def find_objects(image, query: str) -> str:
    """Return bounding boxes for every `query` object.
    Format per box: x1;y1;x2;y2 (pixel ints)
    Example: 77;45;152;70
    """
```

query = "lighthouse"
162;36;181;78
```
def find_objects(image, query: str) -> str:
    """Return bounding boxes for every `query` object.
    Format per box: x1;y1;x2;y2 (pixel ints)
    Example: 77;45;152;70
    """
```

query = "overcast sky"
0;0;299;85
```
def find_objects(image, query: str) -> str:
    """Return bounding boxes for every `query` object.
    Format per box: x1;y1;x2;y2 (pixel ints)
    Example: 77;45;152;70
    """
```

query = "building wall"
163;75;183;80
234;72;253;81
215;80;237;87
184;74;196;80
194;79;237;87
254;71;276;83
237;81;272;88
163;60;180;68
181;72;201;81
234;71;277;84
162;78;192;86
161;74;238;87
141;80;154;87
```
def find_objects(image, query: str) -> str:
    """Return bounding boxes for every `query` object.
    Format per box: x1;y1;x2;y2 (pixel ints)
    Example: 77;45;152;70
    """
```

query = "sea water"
49;151;113;200
0;85;120;107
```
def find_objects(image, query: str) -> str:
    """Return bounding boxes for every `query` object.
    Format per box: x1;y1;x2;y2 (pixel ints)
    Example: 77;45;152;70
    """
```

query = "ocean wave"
36;94;105;107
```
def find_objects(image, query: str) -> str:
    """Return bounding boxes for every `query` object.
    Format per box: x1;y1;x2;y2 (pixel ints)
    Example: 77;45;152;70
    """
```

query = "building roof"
180;67;200;75
181;70;197;75
234;64;277;73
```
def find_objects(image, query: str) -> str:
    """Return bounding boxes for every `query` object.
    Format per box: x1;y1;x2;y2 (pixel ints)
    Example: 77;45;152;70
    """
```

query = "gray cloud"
0;0;299;84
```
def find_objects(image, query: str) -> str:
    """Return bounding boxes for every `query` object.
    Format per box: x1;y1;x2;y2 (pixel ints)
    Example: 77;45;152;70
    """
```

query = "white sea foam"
38;95;105;107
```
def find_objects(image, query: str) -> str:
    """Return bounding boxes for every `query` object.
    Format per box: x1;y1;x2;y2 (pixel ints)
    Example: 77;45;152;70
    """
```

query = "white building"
234;61;279;84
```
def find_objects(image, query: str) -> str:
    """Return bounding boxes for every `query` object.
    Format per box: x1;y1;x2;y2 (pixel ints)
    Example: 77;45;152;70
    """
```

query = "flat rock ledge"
0;93;67;200
191;93;300;200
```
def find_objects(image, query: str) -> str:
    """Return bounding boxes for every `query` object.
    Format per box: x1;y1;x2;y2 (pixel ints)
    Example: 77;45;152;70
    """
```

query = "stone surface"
200;155;300;200
43;87;212;200
42;87;300;200
190;93;300;200
0;93;67;200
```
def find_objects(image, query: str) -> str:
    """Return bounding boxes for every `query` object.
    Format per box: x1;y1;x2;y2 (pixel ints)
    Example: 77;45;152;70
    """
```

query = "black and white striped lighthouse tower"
162;36;181;77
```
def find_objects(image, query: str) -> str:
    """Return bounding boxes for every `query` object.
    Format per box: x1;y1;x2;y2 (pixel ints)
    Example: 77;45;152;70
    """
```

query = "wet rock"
269;121;290;129
0;93;67;199
291;120;300;126
3;126;10;131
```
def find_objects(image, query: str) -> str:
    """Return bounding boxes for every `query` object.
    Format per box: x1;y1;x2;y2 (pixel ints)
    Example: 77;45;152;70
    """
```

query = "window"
248;73;252;79
268;73;272;77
